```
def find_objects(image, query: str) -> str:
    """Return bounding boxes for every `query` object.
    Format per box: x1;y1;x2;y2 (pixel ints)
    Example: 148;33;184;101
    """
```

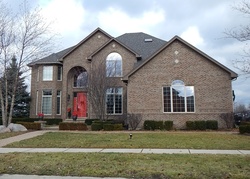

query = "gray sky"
4;0;250;106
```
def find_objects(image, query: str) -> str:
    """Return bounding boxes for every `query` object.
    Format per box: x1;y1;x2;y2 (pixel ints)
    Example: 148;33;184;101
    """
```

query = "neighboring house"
28;28;237;129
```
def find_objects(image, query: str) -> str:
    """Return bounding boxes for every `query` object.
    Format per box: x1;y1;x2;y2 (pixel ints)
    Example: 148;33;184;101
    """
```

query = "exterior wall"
89;41;138;119
127;40;234;129
29;64;63;118
61;31;111;120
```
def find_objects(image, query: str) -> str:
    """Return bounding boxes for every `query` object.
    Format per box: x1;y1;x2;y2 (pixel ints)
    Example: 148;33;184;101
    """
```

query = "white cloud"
97;6;165;35
39;0;85;36
180;26;204;47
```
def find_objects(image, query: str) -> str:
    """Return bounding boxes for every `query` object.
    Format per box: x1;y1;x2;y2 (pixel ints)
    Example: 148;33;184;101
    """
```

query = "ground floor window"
163;80;195;113
56;90;61;115
106;87;122;114
42;90;52;115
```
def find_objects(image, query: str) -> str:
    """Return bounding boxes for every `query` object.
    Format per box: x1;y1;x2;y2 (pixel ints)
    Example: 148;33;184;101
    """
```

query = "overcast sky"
4;0;250;106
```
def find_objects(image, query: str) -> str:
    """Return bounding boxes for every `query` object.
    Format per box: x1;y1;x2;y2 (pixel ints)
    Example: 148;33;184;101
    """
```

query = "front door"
73;92;87;117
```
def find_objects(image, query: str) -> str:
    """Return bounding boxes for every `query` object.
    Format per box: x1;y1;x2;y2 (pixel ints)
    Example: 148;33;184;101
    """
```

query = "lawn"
5;131;250;150
0;132;27;140
0;153;249;178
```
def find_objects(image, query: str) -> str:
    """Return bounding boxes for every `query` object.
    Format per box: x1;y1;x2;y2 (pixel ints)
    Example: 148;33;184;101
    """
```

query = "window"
106;87;122;114
57;66;62;81
106;52;122;77
43;66;53;81
56;90;61;115
73;71;88;87
163;80;195;113
42;90;52;115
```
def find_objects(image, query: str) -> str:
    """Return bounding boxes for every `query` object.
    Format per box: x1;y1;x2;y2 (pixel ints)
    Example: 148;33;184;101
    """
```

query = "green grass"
0;132;26;140
0;153;249;178
5;132;250;149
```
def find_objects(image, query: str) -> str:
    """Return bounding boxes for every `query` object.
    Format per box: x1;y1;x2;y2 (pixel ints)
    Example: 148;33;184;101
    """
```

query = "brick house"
28;28;237;129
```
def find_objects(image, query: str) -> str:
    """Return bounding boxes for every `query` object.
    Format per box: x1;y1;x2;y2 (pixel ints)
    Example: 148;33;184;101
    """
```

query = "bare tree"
0;1;56;126
225;0;250;76
88;59;116;121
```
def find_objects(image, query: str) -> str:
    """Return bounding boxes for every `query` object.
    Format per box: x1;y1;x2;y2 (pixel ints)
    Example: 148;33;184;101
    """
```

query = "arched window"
163;80;195;112
106;52;122;77
73;71;88;88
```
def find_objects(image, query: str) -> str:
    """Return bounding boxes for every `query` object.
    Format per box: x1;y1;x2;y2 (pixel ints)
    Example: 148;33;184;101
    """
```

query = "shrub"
239;125;250;134
154;121;164;130
16;122;41;130
144;120;155;130
194;121;206;130
239;122;250;134
91;123;103;131
206;120;218;130
126;113;143;130
43;118;62;125
103;124;114;131
186;121;195;130
85;119;99;125
164;121;173;130
59;122;88;130
113;124;123;131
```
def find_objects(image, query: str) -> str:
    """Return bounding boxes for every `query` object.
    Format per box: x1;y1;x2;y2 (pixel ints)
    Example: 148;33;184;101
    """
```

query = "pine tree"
0;56;30;118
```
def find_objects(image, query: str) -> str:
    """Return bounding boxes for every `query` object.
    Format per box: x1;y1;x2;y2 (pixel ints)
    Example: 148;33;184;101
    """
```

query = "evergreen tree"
0;56;30;118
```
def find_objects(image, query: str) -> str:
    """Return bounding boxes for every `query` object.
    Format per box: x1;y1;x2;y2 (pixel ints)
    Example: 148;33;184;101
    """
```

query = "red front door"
73;92;87;117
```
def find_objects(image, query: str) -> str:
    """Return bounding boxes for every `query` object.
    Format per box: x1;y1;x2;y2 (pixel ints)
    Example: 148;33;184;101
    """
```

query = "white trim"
162;83;195;113
41;89;53;115
43;66;53;81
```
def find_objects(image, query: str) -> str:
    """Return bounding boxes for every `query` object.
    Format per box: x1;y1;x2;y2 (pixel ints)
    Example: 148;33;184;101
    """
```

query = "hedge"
91;121;124;131
91;123;103;131
59;122;88;130
164;121;173;130
144;120;173;131
103;124;114;131
186;121;195;130
194;121;207;130
85;119;100;125
113;124;123;131
16;122;41;130
239;122;250;134
186;120;218;130
206;120;218;130
144;120;155;130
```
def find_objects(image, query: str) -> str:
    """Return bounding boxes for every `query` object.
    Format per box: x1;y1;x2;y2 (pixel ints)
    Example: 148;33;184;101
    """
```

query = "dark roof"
27;46;74;67
122;36;238;81
116;32;166;61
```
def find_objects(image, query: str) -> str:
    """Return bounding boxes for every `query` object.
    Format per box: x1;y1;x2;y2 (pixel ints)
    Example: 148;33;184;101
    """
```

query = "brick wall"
127;40;234;129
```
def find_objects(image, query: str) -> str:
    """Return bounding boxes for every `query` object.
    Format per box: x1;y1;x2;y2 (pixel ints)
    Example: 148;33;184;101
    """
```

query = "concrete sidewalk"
0;130;250;154
0;174;127;179
0;147;249;154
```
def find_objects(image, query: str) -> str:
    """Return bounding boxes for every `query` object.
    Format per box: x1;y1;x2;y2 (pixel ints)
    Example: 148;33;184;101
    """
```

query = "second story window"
43;66;53;81
57;66;62;81
106;52;122;77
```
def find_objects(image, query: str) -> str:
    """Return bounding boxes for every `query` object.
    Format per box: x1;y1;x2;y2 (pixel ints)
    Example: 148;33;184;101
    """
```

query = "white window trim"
41;89;53;115
106;87;123;115
106;53;123;77
43;66;53;81
36;90;39;115
162;85;195;113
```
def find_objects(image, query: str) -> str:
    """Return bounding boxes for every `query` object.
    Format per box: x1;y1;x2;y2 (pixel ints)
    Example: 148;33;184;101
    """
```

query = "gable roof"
60;27;113;61
87;38;141;60
116;32;166;61
122;35;238;81
27;46;74;67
